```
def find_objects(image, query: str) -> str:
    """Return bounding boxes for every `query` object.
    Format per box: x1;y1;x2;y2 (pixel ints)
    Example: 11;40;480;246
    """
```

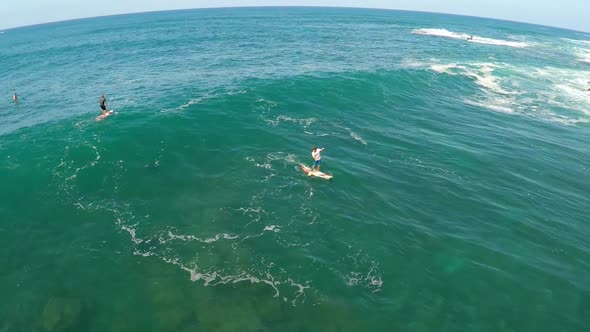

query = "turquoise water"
1;7;590;331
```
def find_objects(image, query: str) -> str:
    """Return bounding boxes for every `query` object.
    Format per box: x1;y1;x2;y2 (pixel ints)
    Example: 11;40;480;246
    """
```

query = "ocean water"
1;7;590;331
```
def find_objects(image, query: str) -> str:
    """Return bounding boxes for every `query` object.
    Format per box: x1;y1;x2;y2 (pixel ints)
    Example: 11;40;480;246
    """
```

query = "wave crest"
412;28;530;48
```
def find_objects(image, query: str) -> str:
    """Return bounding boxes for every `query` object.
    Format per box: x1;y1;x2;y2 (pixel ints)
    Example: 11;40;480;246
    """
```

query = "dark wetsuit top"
99;96;106;107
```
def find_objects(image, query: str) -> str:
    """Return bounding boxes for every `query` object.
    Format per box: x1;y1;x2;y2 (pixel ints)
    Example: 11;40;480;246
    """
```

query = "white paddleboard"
96;110;114;121
301;164;333;180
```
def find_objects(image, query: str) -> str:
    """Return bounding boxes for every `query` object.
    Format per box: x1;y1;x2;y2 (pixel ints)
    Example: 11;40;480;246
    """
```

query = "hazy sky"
1;0;589;32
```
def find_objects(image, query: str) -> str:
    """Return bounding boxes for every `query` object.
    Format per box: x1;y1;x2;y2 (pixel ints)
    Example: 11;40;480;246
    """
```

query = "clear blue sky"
1;0;589;32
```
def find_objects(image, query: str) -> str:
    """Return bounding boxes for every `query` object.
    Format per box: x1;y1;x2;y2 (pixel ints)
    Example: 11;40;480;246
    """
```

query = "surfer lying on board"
311;147;324;172
99;94;108;116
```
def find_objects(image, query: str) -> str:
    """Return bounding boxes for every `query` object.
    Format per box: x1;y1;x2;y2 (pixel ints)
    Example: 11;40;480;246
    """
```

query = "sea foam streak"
412;28;529;48
562;38;590;46
334;124;368;145
165;231;239;244
429;62;513;95
575;49;590;63
109;208;310;305
420;59;590;124
265;115;317;128
562;39;590;63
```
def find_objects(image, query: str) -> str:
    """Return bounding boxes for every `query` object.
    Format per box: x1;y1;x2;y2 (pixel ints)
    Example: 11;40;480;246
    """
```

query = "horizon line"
2;5;589;34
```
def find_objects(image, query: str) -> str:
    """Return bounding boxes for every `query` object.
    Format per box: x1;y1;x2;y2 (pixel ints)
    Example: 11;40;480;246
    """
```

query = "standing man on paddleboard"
99;94;108;116
311;147;324;171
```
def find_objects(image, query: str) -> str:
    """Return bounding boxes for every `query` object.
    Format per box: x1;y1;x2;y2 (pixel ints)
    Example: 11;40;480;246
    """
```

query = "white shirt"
312;148;323;161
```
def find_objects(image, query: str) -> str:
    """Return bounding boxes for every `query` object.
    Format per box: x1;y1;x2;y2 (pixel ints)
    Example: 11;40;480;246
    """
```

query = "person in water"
99;94;108;116
311;147;325;172
467;35;473;41
13;93;18;103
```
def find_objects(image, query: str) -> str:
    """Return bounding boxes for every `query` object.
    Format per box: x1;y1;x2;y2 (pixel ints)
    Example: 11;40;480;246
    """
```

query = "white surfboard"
96;110;114;121
300;164;333;180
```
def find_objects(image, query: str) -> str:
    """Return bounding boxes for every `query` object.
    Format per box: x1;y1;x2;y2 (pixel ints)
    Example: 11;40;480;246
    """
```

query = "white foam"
246;157;272;170
249;158;270;170
266;115;316;128
121;225;143;244
412;28;529;48
335;125;368;145
344;272;361;286
64;145;101;182
554;83;590;114
236;206;267;224
366;264;384;292
412;28;468;39
400;58;431;69
349;131;367;146
226;89;246;96
471;64;506;93
246;152;298;172
237;206;266;215
169;92;219;112
462;63;513;95
264;151;297;165
464;99;514;114
546;116;589;126
263;225;280;232
342;263;383;293
562;38;590;46
427;62;510;94
453;63;590;124
256;162;272;169
287;278;309;305
421;60;590;125
576;49;590;63
557;39;590;63
430;63;465;75
112;211;309;304
239;225;282;243
161;257;305;300
133;250;154;257
521;66;590;116
176;98;203;111
165;230;239;244
472;36;529;48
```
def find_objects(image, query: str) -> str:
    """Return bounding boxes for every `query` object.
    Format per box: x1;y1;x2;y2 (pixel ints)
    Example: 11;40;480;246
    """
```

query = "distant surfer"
467;35;473;41
311;147;325;172
12;93;18;103
99;94;108;116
